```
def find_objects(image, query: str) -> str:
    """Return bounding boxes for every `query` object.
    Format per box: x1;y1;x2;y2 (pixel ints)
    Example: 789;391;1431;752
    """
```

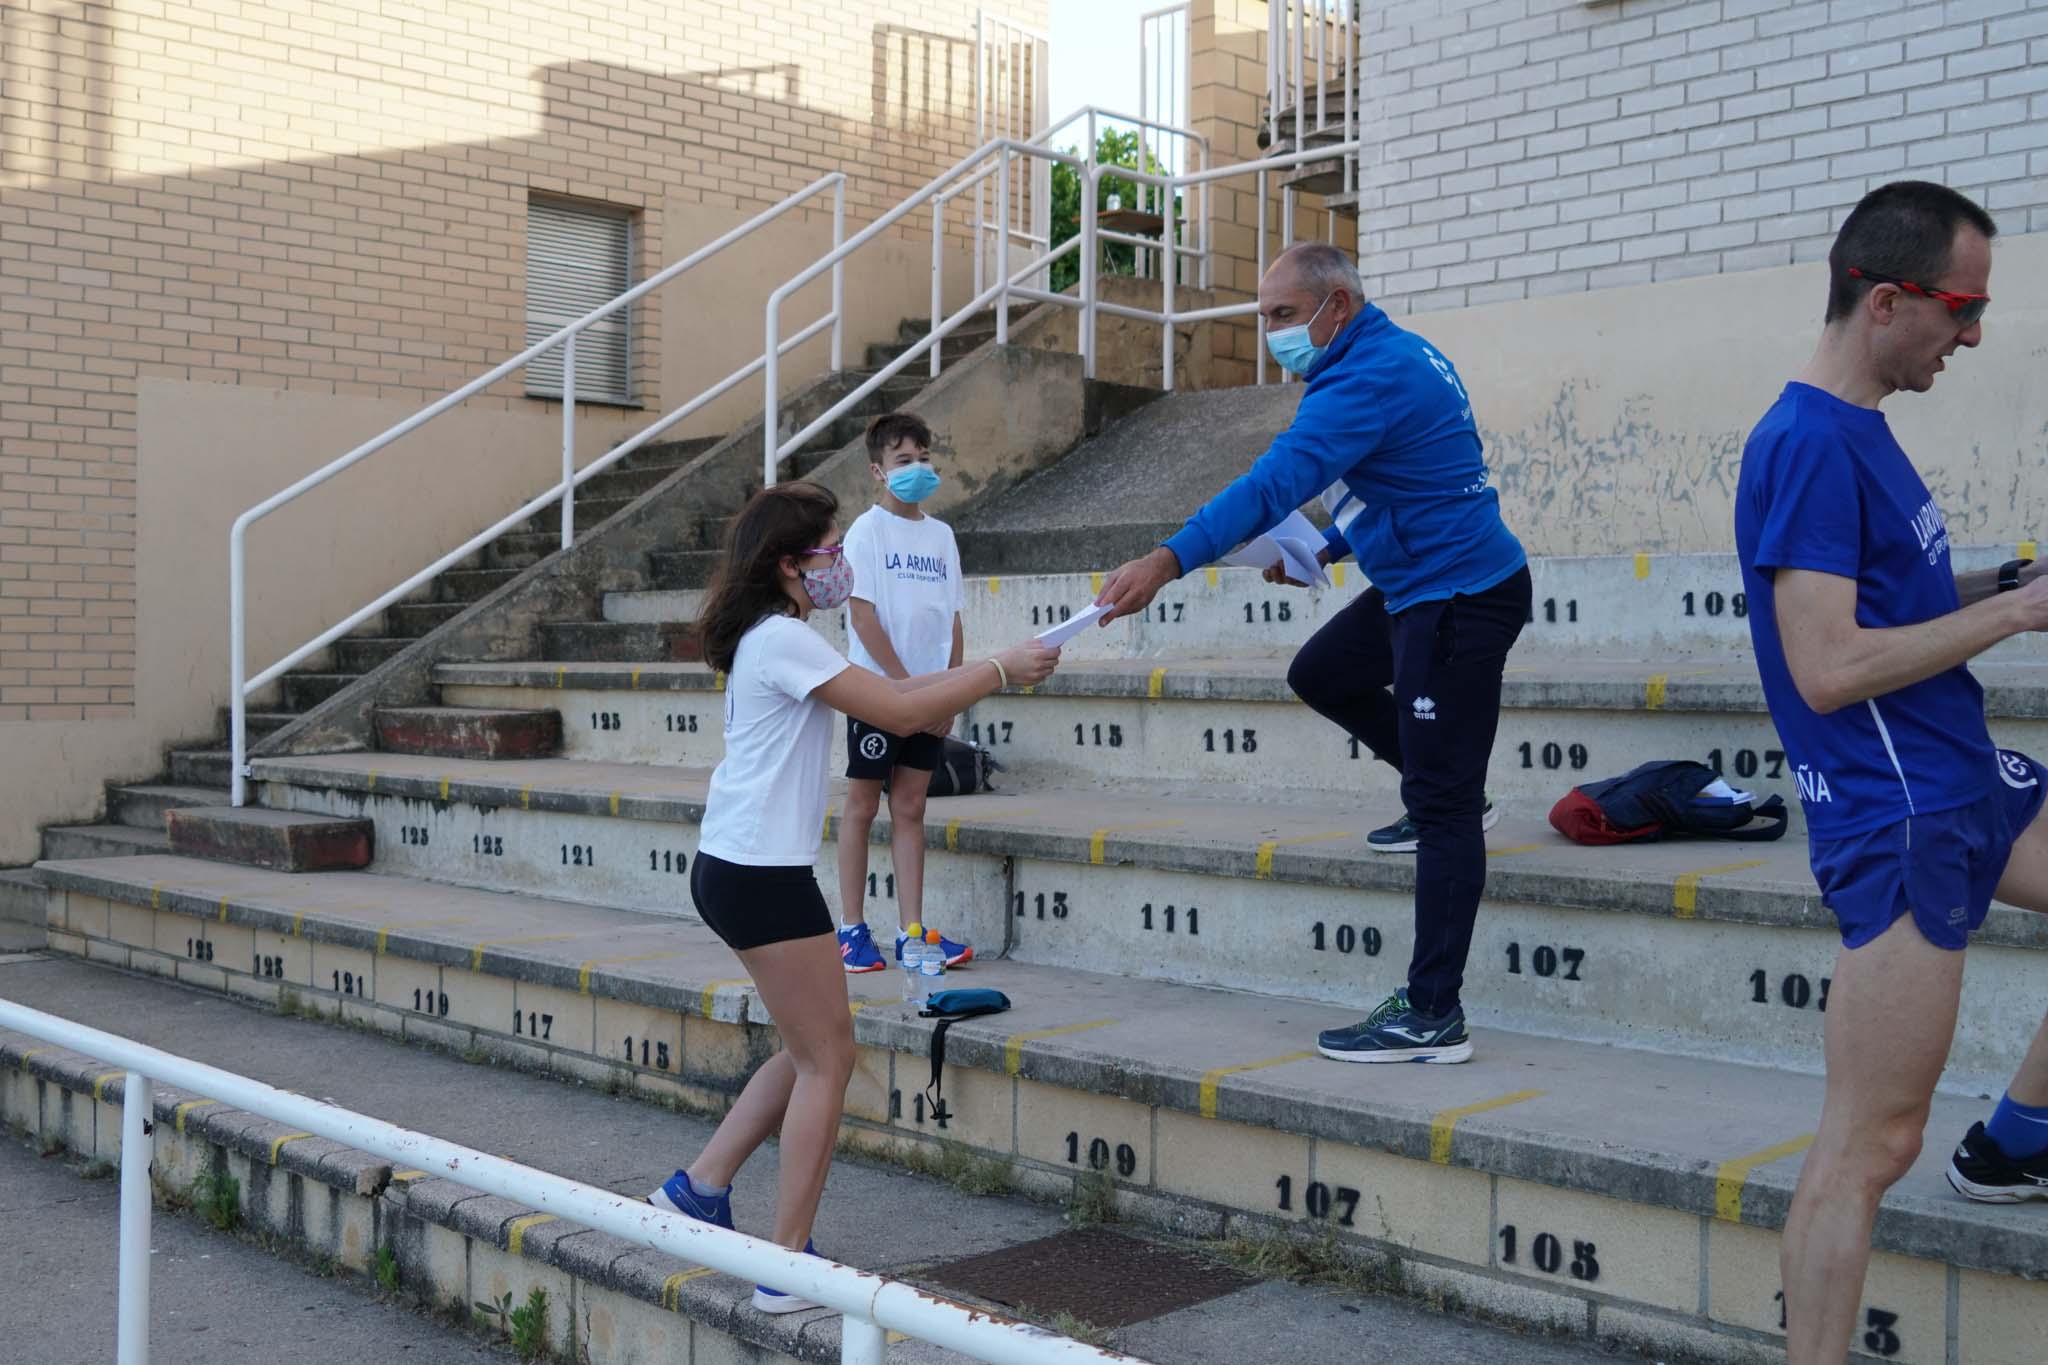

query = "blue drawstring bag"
917;989;1011;1115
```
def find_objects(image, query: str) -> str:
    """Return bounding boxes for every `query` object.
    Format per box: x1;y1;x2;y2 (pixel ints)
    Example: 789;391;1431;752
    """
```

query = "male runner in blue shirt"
1095;241;1530;1064
1736;181;2048;1364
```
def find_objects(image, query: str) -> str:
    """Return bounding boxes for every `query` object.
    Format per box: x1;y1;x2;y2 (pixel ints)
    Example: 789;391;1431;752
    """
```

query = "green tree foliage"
1048;128;1181;293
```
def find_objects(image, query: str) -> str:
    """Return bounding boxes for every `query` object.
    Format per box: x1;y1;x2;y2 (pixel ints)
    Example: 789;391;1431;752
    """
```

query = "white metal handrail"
1268;0;1359;193
0;998;1138;1365
227;175;849;805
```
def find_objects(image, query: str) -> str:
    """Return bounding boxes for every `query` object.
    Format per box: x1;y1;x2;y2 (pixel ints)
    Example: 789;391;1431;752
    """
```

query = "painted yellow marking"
945;816;964;852
1715;1134;1813;1222
2022;540;2038;562
1146;666;1168;698
1204;566;1219;587
1199;1052;1316;1119
471;934;578;971
1090;571;1104;595
577;952;680;994
554;666;566;690
1003;1019;1116;1076
1253;830;1353;879
19;1047;51;1072
609;790;621;817
438;775;454;802
1672;859;1769;918
714;670;727;691
986;577;1000;595
661;1267;715;1310
699;978;749;1018
269;1131;314;1164
1644;674;1669;710
507;1213;558;1255
849;998;874;1016
520;784;533;811
92;1070;123;1102
630;667;643;689
291;913;305;936
1429;1090;1543;1165
174;1098;220;1133
1633;552;1651;580
389;1169;428;1183
1486;844;1542;859
150;884;162;911
375;916;473;955
1020;684;1035;695
367;770;379;793
887;1330;910;1345
1088;820;1182;865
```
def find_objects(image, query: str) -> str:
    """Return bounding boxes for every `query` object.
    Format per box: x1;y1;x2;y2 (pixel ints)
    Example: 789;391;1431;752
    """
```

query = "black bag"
888;737;1002;798
918;989;1012;1115
1549;760;1790;845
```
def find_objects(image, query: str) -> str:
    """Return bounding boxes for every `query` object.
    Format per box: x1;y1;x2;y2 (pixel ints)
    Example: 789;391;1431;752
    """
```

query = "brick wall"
1355;0;2048;315
0;0;1043;722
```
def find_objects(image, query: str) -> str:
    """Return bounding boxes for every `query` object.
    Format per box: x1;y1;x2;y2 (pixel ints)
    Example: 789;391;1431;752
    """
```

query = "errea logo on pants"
1412;696;1437;721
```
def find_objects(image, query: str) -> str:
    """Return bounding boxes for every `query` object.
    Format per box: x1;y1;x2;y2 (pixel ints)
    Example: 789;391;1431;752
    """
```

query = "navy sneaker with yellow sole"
1317;989;1473;1064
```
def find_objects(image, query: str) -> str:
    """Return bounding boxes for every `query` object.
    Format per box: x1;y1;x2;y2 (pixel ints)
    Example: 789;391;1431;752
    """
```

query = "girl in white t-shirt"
649;480;1058;1313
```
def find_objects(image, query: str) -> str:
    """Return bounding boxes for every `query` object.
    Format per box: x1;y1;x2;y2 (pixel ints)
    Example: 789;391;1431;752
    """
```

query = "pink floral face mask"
800;550;854;611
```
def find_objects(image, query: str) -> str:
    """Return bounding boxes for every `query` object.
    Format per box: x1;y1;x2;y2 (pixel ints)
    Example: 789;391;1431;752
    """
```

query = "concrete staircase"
23;519;2048;1361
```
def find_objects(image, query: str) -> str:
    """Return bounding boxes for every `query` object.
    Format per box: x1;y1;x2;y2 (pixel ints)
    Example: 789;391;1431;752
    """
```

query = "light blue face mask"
885;462;941;503
1264;291;1335;375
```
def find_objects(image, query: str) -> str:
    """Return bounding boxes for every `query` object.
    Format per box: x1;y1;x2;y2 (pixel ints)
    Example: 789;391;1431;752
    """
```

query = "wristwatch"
1999;558;2033;592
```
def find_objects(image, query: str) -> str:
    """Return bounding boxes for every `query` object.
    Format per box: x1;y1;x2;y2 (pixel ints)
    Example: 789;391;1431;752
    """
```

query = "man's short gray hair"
1279;241;1365;304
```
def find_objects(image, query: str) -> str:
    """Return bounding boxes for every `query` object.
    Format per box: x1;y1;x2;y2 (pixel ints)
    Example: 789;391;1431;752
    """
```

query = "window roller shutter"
525;198;633;402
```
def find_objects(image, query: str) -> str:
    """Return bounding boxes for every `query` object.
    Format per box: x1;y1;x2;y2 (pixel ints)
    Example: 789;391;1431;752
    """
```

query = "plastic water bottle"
902;922;926;1003
918;927;946;995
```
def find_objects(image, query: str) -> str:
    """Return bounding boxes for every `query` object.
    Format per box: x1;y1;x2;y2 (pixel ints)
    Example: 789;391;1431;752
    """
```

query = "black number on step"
1203;727;1258;754
625;1036;673;1071
1073;723;1124;748
1708;748;1786;781
473;833;504;856
561;844;594;867
400;825;430;846
1570;1239;1600;1281
970;720;1013;745
1533;1232;1561;1274
1682;590;1748;619
1528;597;1579;624
1139;903;1198;934
412;988;448;1016
911;1092;952;1129
1518;740;1588;771
331;970;363;997
665;713;700;733
867;872;897;899
185;937;214;962
512;1010;553;1040
1499;1225;1517;1264
590;711;622;730
1505;943;1584;981
648;849;686;874
1014;890;1071;920
1750;969;1830;1012
1031;604;1074;626
251;953;285;979
1150;601;1185;622
1244;601;1294;623
1275;1175;1358;1227
1311;922;1383;956
1863;1307;1900;1357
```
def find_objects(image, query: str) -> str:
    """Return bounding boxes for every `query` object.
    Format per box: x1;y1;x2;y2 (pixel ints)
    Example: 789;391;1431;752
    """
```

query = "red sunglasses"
1848;267;1989;326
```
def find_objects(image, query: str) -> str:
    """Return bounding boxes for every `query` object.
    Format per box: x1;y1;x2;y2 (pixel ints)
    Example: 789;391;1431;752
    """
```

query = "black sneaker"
1366;800;1501;854
1317;989;1473;1064
1947;1122;2048;1203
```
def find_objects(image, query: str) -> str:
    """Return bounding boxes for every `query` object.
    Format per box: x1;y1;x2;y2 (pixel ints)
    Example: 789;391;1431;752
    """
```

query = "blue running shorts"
1809;749;2047;952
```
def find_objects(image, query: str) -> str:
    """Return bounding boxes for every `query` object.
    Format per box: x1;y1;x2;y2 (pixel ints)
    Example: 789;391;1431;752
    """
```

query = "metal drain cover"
921;1227;1256;1330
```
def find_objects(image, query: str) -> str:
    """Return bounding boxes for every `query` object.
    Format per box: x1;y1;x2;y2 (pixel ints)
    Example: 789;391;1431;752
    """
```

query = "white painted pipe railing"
228;174;847;806
0;998;1139;1365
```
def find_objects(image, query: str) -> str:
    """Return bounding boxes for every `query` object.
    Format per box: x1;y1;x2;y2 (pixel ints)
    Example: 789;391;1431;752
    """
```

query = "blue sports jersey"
1162;304;1525;614
1734;382;1996;838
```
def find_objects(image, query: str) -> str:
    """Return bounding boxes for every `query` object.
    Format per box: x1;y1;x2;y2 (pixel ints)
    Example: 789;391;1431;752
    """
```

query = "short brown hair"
865;411;932;460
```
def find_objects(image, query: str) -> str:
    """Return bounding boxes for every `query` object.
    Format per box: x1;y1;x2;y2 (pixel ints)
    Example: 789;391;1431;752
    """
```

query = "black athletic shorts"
846;717;942;780
689;851;833;951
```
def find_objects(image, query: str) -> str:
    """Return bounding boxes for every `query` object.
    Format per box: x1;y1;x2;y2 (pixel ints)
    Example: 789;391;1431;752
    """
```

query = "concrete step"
280;672;360;712
645;549;721;591
481;530;560;572
42;823;170;861
387;601;467;637
333;636;413;673
528;496;634;535
167;805;374;872
374;706;563;761
0;953;1637;1365
32;852;2048;1364
435;567;520;603
1279;159;1349;196
105;782;223;831
0;866;43;926
169;748;233;789
618;432;723;472
538;621;701;663
577;463;675;503
240;751;2048;1091
217;708;298;739
896;312;1002;345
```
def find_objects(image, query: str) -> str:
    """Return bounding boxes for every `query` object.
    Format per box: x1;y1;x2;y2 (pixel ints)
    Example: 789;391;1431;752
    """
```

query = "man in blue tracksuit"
1095;241;1530;1063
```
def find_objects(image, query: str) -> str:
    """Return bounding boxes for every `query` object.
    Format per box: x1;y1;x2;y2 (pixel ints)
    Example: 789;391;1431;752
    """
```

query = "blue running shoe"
1316;989;1473;1064
753;1240;830;1315
837;922;886;974
647;1169;734;1230
894;928;975;968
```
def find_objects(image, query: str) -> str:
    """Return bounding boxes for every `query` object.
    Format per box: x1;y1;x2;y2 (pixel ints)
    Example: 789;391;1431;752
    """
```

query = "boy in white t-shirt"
835;412;973;973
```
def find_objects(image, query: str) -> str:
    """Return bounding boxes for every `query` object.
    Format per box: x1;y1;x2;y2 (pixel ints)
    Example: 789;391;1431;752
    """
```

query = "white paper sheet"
1033;601;1111;647
1219;509;1331;587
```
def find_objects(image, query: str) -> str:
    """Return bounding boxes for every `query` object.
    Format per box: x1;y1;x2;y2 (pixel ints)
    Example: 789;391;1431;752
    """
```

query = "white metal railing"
1268;0;1360;193
227;175;849;806
0;999;1138;1365
974;11;1052;297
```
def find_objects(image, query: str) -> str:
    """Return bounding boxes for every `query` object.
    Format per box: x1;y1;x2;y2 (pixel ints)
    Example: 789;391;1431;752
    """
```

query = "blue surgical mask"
1264;292;1335;375
886;463;941;503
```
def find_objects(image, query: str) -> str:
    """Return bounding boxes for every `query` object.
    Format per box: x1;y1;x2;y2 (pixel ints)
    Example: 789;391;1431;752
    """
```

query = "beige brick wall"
0;0;1045;725
1189;0;1357;388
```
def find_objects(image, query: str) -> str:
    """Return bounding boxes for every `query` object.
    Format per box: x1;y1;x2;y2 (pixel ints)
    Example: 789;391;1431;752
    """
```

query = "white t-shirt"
698;613;851;866
842;504;965;678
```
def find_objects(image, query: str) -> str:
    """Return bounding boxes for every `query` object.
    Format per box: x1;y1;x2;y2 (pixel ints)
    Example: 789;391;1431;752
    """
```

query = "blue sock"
685;1171;729;1198
1985;1093;2048;1159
